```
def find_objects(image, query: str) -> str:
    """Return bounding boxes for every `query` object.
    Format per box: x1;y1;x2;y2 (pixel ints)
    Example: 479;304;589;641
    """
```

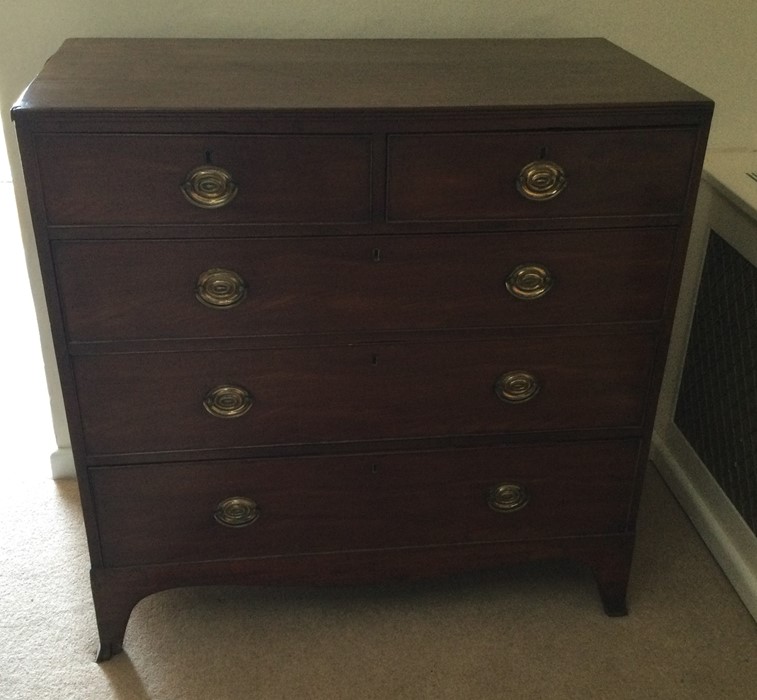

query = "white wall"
4;1;756;154
0;120;10;181
2;1;756;466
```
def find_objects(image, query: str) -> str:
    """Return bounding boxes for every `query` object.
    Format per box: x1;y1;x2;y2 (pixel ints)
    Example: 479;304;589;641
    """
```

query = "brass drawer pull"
214;497;260;527
495;371;540;403
203;385;253;418
196;268;247;308
181;165;238;209
506;264;553;300
488;483;529;513
516;160;567;201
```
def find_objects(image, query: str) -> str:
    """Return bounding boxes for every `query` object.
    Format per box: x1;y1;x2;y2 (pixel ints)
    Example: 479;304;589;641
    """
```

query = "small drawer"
54;228;675;342
73;333;655;457
91;439;640;567
35;134;372;225
387;128;698;222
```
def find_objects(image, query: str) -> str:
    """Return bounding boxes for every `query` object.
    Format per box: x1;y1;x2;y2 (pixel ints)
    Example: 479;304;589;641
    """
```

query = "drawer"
34;134;372;225
91;439;640;567
73;334;655;457
54;228;675;342
387;128;698;222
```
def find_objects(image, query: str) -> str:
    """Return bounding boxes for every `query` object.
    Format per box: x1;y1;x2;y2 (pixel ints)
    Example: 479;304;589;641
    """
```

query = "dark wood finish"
387;129;698;221
54;228;675;342
72;334;655;457
90;532;636;661
12;38;712;661
91;440;639;567
13;38;708;113
35;134;372;225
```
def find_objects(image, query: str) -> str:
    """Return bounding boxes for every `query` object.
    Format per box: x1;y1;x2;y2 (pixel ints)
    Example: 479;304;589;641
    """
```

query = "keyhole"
371;463;379;475
205;150;213;164
538;146;548;160
371;353;378;366
372;248;382;263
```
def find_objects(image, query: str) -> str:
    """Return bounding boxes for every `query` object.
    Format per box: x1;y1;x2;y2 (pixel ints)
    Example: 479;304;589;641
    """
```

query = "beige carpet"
0;463;755;700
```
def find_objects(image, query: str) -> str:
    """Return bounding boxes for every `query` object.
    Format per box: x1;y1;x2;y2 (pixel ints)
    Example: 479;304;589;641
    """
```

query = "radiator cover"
675;231;757;536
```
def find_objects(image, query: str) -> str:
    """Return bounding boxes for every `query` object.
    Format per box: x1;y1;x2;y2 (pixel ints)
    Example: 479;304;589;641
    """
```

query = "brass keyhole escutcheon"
214;497;260;527
516;160;567;201
495;371;540;404
203;385;253;418
196;268;247;308
181;165;238;209
487;483;529;513
506;264;553;300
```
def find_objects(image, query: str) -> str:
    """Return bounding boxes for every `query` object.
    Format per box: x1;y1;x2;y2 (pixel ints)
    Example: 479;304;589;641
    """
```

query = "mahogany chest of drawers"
12;38;712;660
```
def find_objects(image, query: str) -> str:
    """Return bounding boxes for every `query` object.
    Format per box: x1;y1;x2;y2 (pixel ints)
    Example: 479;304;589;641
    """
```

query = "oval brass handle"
488;483;529;513
203;385;253;418
516;160;567;201
214;497;260;527
495;371;540;403
181;165;238;209
196;268;247;308
506;264;553;300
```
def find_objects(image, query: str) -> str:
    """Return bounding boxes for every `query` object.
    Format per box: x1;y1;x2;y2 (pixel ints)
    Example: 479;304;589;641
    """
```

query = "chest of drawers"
12;38;712;661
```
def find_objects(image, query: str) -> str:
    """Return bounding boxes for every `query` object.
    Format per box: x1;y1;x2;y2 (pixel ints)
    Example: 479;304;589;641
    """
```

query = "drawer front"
91;439;640;567
54;228;675;342
35;134;372;225
387;128;698;221
73;334;655;456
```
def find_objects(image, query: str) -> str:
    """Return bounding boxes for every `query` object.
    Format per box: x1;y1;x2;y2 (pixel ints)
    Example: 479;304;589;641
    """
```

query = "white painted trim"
703;149;757;226
652;168;757;623
50;446;75;480
652;427;757;622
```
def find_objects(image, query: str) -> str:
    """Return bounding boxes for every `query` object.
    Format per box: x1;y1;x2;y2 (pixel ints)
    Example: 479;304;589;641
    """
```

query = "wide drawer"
54;229;675;342
387;128;698;222
34;134;372;225
73;334;655;457
90;439;640;567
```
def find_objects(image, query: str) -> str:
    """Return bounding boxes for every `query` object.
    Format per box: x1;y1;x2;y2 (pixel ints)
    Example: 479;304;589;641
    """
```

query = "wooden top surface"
13;38;712;116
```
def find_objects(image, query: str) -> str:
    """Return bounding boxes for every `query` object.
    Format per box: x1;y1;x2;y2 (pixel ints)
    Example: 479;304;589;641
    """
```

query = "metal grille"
675;231;757;535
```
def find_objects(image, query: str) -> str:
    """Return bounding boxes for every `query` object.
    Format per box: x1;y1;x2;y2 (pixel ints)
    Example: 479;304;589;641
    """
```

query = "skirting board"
50;446;75;480
652;425;757;622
